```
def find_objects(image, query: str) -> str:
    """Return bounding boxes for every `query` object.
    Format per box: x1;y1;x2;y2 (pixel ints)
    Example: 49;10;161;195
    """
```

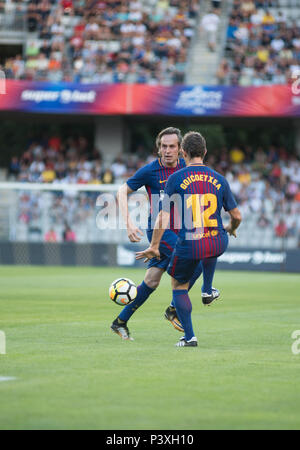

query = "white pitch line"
0;376;16;382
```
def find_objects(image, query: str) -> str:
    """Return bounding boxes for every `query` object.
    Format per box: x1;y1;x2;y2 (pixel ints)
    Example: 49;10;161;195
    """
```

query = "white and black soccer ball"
109;278;137;306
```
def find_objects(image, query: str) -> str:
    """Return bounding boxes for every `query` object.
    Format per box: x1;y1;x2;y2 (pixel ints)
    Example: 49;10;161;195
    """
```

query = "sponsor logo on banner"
175;86;223;114
219;251;286;265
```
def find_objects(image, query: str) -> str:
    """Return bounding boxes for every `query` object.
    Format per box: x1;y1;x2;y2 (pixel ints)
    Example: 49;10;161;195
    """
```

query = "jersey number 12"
186;193;217;228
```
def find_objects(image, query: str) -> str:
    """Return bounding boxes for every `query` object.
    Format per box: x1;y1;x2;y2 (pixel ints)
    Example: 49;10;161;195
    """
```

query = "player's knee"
144;268;164;290
144;277;160;290
144;273;160;290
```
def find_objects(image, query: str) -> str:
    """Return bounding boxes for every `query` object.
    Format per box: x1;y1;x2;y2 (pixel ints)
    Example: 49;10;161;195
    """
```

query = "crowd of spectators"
17;189;91;243
0;0;25;14
3;0;300;87
209;143;300;243
216;0;300;86
0;0;200;85
6;134;149;184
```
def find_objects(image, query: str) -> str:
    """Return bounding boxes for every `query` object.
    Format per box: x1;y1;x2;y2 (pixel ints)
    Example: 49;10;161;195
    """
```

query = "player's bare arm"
117;183;144;242
136;210;170;262
226;207;242;238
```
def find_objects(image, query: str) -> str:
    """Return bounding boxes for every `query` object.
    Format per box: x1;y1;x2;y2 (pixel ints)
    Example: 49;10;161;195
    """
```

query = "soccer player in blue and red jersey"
111;128;203;340
136;131;242;347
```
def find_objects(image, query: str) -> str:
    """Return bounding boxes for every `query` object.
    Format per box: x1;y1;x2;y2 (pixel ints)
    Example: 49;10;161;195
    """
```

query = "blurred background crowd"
1;1;299;86
217;0;300;85
5;131;300;246
0;0;200;85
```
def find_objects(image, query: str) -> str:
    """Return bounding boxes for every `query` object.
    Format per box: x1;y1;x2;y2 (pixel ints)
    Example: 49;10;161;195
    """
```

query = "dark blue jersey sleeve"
126;165;150;191
223;178;237;211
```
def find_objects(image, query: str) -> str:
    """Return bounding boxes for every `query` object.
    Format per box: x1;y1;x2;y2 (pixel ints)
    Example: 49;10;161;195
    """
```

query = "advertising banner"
0;242;299;272
128;84;300;117
117;244;300;273
0;80;127;115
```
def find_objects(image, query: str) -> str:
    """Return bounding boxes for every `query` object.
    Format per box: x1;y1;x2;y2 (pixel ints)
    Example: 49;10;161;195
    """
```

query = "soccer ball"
109;278;137;306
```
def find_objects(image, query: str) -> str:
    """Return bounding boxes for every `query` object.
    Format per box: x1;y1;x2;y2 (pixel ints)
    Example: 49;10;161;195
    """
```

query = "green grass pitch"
0;265;300;430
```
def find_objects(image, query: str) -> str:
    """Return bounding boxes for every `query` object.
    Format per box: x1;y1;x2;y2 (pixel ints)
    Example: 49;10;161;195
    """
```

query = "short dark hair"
155;127;182;151
181;131;206;159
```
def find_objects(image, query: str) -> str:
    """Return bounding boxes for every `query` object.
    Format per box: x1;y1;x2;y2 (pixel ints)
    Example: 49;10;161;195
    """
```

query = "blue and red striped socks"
172;290;194;341
170;261;202;307
201;257;217;295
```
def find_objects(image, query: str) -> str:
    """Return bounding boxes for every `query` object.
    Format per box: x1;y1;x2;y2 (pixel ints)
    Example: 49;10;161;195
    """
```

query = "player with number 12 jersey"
110;127;203;340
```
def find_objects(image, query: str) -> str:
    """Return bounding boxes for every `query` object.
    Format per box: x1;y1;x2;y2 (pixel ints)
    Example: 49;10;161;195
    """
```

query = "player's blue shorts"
146;229;178;271
166;252;200;284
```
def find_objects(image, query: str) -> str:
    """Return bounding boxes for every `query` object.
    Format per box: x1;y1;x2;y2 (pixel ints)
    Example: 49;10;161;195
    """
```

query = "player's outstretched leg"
201;257;220;305
165;261;202;332
111;281;155;340
172;290;197;347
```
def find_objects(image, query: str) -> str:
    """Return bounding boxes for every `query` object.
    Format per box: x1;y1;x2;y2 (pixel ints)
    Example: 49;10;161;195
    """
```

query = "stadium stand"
218;0;300;86
1;1;299;86
6;133;147;184
0;0;201;85
0;0;299;250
